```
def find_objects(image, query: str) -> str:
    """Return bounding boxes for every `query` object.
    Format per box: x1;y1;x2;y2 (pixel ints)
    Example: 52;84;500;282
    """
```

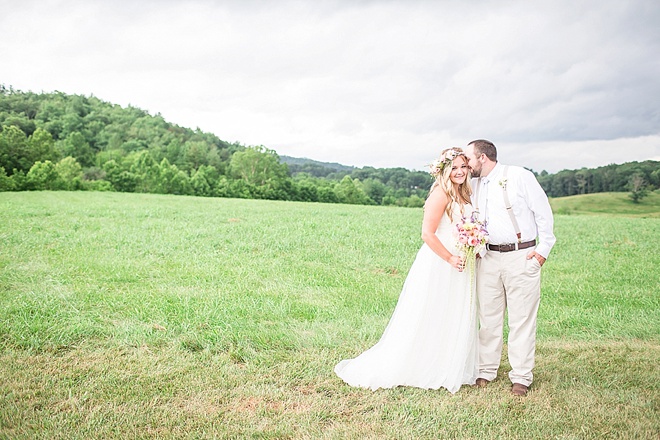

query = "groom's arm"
521;171;556;260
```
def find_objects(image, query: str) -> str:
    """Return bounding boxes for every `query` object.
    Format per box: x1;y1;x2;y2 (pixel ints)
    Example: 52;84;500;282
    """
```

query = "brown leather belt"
487;240;536;252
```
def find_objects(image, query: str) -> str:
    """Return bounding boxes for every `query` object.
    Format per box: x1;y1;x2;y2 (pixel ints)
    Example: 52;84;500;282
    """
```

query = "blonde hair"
429;148;472;221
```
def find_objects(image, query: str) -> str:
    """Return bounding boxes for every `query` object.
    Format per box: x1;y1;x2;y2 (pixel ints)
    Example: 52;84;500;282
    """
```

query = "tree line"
1;86;658;206
535;162;658;199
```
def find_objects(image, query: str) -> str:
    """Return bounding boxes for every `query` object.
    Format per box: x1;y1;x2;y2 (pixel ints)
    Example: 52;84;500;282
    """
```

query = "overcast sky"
2;0;659;173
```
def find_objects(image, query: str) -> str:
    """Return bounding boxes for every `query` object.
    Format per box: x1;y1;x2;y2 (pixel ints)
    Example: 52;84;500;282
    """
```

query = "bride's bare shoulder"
425;186;448;204
423;188;450;216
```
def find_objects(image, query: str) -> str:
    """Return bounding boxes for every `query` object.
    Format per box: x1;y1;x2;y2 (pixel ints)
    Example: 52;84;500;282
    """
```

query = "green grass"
1;191;658;439
550;190;660;217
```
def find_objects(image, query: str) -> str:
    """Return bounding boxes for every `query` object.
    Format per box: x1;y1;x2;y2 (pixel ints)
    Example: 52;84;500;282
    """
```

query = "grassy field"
1;191;658;439
549;190;660;217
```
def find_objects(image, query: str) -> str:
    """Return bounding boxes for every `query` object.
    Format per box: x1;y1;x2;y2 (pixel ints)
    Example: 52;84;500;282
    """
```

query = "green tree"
59;131;94;167
1;115;36;136
95;149;125;167
334;176;372;205
0;125;30;173
83;166;106;181
650;169;660;188
103;159;137;192
8;170;27;191
26;160;64;190
61;113;84;139
575;169;592;195
28;128;58;164
318;186;339;203
362;178;388;205
55;156;83;190
0;166;15;191
191;170;211;196
403;194;425;208
190;165;218;197
129;150;159;193
294;180;320;202
181;141;212;172
215;176;253;199
628;173;649;203
163;139;184;167
230;146;288;187
155;158;192;195
120;139;148;152
0;129;9;173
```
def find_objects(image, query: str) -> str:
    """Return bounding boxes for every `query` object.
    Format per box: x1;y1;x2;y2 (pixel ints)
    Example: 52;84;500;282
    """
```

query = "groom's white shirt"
472;162;556;259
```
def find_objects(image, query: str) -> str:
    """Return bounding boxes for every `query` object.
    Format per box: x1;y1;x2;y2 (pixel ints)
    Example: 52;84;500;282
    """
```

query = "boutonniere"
498;178;508;189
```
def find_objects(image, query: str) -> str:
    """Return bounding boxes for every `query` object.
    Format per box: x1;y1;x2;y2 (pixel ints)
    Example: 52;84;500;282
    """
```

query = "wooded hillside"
1;86;657;205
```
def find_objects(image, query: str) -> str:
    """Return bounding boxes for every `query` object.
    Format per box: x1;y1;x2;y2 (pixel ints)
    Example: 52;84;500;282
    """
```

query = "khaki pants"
477;249;542;387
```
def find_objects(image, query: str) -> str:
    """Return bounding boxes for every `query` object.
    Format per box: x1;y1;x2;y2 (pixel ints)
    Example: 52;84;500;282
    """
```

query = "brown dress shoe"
475;378;489;387
511;383;528;396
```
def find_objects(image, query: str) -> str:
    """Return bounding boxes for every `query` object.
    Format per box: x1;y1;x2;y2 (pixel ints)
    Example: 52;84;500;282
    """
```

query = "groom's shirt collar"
482;162;502;184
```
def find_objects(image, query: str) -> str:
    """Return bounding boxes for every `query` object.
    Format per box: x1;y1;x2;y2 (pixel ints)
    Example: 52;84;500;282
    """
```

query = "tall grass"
1;191;658;439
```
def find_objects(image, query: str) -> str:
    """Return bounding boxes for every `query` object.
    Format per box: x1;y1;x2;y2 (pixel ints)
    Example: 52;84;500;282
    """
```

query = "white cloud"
1;0;658;173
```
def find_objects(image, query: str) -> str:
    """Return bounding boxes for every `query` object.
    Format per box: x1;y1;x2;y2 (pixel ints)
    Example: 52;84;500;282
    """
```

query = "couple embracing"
335;140;556;396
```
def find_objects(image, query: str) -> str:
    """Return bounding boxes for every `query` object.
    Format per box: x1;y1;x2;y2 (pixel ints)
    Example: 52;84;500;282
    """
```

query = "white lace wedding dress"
334;202;478;394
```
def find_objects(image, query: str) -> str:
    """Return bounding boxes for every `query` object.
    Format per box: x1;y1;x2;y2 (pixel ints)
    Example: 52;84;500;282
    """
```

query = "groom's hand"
527;251;546;266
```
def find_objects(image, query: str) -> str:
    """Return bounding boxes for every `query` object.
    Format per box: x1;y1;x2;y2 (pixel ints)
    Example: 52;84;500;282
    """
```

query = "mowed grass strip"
550;190;660;217
1;191;658;439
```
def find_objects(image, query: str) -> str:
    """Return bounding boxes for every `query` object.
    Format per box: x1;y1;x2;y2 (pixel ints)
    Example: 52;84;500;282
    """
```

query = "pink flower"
453;212;488;257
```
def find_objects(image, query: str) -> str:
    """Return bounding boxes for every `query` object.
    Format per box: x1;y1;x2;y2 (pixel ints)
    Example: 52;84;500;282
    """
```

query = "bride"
334;148;479;394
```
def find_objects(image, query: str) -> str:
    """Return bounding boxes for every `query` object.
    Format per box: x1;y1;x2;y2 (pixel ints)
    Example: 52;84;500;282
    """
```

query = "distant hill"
1;86;657;207
280;155;356;178
550;191;660;217
0;87;434;205
280;155;354;170
537;160;659;198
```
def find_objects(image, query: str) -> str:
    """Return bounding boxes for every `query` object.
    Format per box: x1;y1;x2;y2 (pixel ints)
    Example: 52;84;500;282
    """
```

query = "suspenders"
473;177;482;215
475;165;523;244
501;166;523;243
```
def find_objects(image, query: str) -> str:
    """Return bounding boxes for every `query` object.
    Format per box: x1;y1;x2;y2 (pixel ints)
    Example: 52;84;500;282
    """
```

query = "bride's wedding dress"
335;202;478;394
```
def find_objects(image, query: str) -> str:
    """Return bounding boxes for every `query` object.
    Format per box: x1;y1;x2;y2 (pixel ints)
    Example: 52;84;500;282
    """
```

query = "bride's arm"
421;189;464;271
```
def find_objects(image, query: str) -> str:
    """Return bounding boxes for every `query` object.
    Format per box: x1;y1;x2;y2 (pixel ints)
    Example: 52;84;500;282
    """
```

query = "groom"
465;140;556;396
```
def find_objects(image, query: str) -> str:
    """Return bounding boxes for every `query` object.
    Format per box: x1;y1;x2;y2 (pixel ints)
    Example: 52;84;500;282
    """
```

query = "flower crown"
428;148;465;179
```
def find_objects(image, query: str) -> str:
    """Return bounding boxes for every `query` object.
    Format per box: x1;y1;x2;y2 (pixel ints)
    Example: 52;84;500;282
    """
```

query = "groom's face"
465;146;482;177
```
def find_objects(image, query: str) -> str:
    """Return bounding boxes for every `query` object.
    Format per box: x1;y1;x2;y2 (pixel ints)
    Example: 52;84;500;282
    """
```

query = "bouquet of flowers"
454;211;489;271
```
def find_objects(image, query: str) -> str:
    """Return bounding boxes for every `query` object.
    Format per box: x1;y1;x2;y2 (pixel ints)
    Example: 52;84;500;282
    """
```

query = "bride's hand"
448;255;465;272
